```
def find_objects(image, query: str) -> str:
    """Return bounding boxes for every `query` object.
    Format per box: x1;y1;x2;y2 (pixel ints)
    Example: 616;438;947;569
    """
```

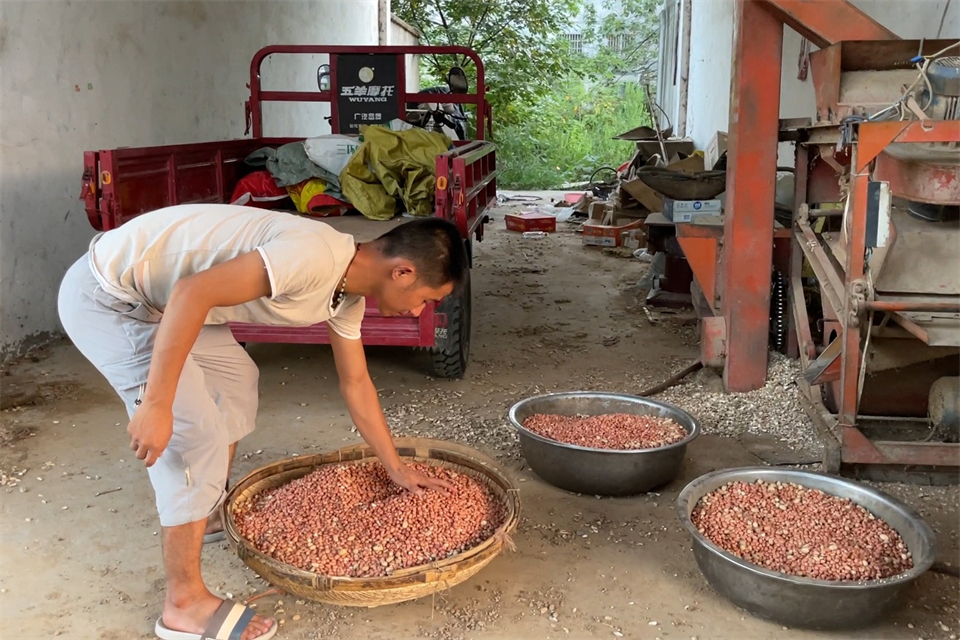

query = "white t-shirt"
87;204;365;340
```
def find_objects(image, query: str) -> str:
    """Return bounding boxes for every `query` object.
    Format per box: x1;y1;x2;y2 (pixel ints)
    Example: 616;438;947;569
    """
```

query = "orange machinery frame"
674;0;960;472
677;0;899;393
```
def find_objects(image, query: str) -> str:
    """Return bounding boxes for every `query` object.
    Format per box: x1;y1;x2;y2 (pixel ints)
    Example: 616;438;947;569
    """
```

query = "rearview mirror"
447;67;468;94
317;64;331;92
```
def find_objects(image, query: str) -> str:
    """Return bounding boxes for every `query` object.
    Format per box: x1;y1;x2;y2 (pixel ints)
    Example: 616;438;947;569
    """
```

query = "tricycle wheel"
430;269;472;379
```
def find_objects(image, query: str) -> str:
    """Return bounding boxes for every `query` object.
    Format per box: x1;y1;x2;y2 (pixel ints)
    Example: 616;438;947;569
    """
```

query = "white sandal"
155;599;277;640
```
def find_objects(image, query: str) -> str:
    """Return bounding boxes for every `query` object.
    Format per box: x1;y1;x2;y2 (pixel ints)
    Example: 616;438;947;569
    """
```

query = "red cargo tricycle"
80;45;498;378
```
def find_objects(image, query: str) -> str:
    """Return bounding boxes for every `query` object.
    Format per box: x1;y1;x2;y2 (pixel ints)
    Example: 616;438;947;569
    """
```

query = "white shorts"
57;257;259;527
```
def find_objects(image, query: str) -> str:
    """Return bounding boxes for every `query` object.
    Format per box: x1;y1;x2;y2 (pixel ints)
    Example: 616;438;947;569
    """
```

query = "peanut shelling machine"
675;0;959;477
81;45;499;379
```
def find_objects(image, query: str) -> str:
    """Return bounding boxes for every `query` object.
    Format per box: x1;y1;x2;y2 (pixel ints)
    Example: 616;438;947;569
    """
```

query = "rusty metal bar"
760;0;899;49
794;222;844;317
796;378;842;473
790;277;815;367
889;311;931;344
803;337;843;385
841;431;960;467
838;164;869;427
722;0;783;392
866;300;960;313
856;121;960;173
871;441;960;468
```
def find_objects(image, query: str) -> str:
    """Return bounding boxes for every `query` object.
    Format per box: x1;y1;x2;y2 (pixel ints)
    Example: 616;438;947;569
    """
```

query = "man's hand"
329;332;452;494
127;401;174;467
385;462;454;495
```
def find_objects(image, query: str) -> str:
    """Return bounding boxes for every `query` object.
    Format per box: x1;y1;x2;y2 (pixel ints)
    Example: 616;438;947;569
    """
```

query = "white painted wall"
681;0;734;149
0;0;380;358
390;15;422;93
658;0;960;162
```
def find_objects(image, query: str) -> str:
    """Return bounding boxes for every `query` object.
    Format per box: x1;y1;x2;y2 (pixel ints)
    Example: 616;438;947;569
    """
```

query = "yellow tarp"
339;125;452;221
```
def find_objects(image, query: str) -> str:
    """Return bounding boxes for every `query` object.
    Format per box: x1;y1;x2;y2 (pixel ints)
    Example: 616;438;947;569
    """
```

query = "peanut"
522;413;687;450
691;480;913;581
234;462;505;579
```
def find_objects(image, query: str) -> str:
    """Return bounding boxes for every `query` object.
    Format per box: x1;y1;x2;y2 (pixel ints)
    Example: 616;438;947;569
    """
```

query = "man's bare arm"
130;251;271;466
329;332;452;494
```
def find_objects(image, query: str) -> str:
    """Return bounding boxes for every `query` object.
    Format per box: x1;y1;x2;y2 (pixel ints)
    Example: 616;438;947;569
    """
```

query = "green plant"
393;0;579;129
393;0;660;189
497;81;651;189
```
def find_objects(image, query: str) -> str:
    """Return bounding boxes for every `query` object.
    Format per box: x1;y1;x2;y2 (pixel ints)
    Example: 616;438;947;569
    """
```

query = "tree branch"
403;10;438;46
473;20;513;53
433;0;455;47
466;2;492;51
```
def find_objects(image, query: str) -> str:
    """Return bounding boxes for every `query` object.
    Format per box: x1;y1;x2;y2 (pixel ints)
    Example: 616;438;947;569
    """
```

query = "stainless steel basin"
677;467;937;630
508;392;700;496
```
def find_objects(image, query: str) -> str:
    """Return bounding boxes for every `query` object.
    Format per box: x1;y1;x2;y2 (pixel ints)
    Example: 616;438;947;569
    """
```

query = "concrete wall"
659;0;960;160
0;0;380;359
389;15;422;92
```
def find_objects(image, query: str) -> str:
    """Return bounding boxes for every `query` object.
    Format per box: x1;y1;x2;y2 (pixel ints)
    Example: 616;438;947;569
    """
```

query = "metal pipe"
866;300;960;313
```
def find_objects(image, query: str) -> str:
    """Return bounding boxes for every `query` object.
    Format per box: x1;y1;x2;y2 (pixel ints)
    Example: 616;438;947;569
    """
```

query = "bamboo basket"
222;437;521;607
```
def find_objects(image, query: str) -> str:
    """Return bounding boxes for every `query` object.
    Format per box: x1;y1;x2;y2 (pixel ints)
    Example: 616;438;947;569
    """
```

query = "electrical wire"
867;40;959;122
856;264;877;411
856;310;874;406
929;40;960;58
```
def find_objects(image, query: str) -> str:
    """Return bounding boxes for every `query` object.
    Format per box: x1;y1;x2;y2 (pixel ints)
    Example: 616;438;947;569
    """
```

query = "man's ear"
391;260;417;281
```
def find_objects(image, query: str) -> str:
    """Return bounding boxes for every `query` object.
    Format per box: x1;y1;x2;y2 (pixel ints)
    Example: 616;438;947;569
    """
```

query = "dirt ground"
1;195;958;640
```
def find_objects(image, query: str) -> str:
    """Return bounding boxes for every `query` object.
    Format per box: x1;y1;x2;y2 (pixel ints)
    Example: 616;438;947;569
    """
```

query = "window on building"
564;33;584;54
656;0;681;132
607;33;632;54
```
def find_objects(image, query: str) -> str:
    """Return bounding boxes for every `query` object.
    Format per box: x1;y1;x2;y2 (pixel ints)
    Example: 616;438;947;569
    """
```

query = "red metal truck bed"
80;44;497;377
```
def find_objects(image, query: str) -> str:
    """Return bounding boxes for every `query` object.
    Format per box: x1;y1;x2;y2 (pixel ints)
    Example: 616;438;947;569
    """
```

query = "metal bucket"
507;392;700;496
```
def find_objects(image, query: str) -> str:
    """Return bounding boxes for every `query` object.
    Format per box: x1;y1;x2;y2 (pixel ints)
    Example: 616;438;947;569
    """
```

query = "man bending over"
58;204;467;640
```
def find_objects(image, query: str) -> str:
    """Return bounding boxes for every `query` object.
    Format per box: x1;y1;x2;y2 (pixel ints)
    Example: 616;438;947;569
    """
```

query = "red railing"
246;45;492;140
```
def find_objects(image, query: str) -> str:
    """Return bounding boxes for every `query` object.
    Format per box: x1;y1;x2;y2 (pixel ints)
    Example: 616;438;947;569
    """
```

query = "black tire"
429;268;472;378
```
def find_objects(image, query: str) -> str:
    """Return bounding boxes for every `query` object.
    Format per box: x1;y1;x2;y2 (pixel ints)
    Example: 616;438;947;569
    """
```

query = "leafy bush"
394;0;659;189
497;81;651;189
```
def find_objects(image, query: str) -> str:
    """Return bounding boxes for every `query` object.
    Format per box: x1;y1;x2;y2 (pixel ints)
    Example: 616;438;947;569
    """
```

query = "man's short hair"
373;217;468;289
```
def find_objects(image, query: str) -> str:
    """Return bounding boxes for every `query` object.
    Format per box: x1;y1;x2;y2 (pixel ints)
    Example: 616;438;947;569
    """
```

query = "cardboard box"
663;198;722;222
582;219;645;247
705;131;728;171
505;211;557;233
621;228;646;250
588;201;607;221
635;139;696;159
673;210;719;223
620;178;664;213
667;153;706;174
573;194;596;213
